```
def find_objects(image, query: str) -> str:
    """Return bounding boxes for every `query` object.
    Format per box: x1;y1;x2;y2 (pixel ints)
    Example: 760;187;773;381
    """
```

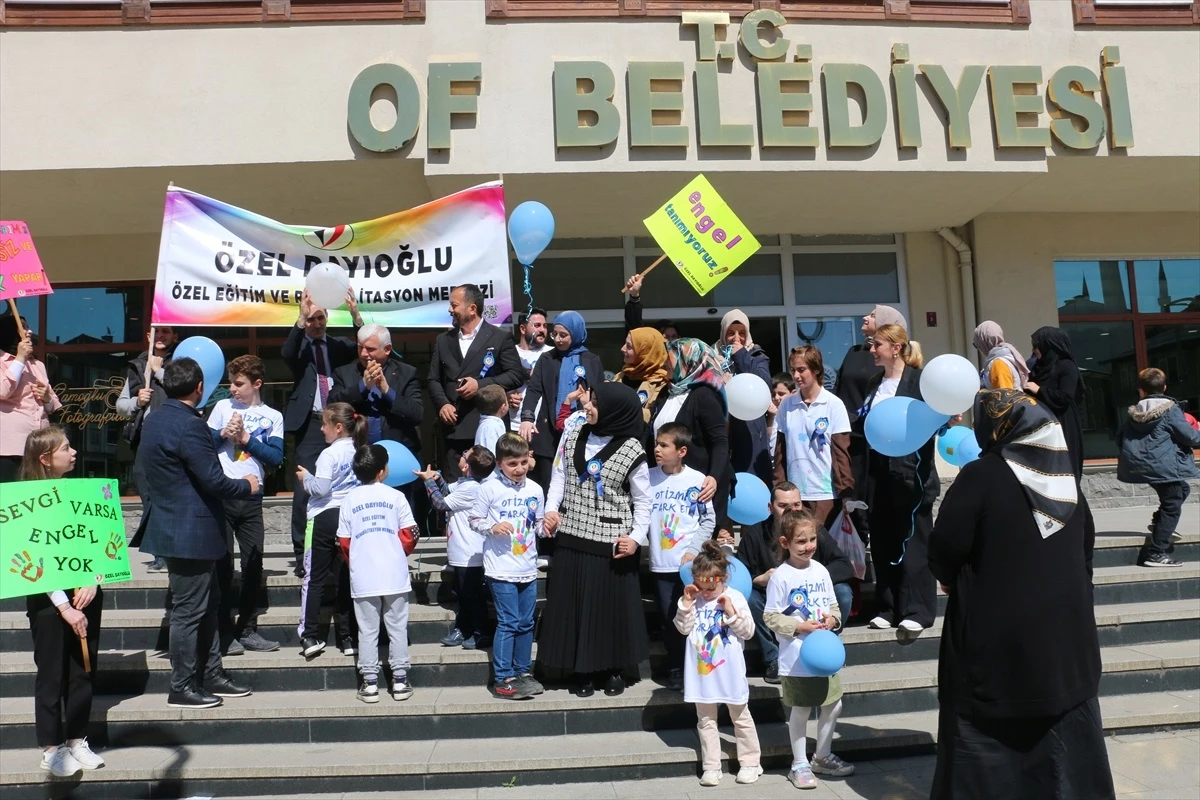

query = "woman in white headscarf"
973;321;1029;390
717;310;773;487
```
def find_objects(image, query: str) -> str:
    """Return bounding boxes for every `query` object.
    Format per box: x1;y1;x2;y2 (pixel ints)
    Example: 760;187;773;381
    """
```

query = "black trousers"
0;454;22;483
27;589;102;746
165;558;223;694
299;508;353;642
290;414;326;560
653;573;686;673
1144;481;1191;558
216;495;266;637
452;565;488;639
869;495;937;628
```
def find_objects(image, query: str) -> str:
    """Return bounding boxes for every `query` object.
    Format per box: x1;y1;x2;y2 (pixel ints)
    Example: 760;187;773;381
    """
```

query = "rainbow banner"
152;182;512;328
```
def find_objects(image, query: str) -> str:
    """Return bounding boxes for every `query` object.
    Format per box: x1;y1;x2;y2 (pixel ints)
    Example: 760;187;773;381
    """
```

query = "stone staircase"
0;504;1196;799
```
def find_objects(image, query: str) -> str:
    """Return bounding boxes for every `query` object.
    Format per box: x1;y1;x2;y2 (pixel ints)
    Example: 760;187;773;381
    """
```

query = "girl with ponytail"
294;402;364;658
858;324;939;633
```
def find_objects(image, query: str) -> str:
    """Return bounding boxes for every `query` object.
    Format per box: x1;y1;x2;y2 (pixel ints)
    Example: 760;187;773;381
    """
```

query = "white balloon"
920;354;980;415
726;372;772;421
305;263;350;310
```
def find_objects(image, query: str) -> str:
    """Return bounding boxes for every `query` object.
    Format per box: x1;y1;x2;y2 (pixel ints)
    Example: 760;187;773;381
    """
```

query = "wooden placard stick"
144;326;156;387
7;299;26;339
620;253;669;294
80;635;91;673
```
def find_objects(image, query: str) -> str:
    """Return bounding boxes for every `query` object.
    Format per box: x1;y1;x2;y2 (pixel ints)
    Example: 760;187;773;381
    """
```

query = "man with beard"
427;284;523;477
509;308;552;432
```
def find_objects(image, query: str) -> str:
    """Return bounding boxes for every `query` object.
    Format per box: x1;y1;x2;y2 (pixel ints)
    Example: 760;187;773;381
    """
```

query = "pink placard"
0;221;53;302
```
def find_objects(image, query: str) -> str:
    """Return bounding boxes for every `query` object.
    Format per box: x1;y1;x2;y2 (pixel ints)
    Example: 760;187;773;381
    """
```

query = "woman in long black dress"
540;383;651;697
929;389;1113;800
1025;326;1085;481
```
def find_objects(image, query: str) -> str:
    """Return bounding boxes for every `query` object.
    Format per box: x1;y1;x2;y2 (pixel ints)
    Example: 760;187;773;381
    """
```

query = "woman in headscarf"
647;338;731;520
1026;326;1085;481
834;305;907;544
718;310;774;487
613;327;669;424
519;311;605;490
540;383;651;698
929;389;1112;800
860;324;938;633
973;321;1029;390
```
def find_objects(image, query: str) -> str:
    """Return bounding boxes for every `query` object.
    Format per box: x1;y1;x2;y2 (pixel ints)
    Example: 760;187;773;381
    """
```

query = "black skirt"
537;533;648;676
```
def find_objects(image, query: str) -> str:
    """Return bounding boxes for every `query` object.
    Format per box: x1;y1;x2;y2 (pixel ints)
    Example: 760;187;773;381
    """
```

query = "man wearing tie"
282;289;362;576
427;284;524;477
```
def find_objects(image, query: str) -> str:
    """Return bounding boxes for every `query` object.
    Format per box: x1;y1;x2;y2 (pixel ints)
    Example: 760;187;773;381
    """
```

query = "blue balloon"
864;396;950;458
955;431;981;466
508;201;555;266
679;557;753;599
937;426;971;465
174;336;225;409
727;472;770;525
800;629;846;677
379;440;420;487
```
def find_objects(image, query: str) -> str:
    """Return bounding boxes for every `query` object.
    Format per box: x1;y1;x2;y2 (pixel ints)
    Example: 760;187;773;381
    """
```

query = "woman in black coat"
1025;326;1085;481
519;311;604;490
929;389;1113;800
647;338;730;519
859;323;939;632
718;310;774;487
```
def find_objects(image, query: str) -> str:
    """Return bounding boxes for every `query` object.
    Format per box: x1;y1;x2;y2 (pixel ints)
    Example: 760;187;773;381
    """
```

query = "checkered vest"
559;426;645;544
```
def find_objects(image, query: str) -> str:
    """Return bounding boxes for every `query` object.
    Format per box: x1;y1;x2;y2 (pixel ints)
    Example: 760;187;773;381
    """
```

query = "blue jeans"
487;577;536;681
834;581;854;624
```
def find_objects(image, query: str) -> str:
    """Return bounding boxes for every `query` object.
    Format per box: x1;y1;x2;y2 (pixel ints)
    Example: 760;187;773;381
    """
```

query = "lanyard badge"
479;349;495;378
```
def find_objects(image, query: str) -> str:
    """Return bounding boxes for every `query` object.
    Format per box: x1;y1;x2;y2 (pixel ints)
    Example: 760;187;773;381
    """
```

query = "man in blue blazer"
137;358;259;709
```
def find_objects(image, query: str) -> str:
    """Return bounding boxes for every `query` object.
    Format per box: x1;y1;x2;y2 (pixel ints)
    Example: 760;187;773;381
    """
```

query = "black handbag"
122;406;146;448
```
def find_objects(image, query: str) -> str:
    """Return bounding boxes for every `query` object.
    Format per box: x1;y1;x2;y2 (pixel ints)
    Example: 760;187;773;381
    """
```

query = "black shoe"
603;674;624;697
1140;553;1184;568
339;637;357;657
238;631;280;652
300;637;326;658
666;668;684;692
147;557;167;573
207;670;251;698
441;628;465;647
575;678;595;698
764;662;780;685
167;685;222;709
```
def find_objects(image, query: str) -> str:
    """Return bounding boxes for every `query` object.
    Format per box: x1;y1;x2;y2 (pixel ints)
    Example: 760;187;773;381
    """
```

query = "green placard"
0;478;131;600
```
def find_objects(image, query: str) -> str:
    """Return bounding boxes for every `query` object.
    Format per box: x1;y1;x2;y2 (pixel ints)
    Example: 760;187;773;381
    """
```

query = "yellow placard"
642;174;761;296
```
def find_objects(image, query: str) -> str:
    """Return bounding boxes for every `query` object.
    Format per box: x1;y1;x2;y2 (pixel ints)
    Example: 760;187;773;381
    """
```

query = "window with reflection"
796;318;864;388
510;256;624;312
793;252;899;306
46;285;146;345
1134;259;1200;314
1055;260;1130;315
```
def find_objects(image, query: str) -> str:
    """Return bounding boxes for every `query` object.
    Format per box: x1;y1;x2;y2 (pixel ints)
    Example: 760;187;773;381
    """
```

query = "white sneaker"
898;619;925;633
68;738;105;770
735;765;763;784
699;769;722;786
40;745;82;777
868;616;893;629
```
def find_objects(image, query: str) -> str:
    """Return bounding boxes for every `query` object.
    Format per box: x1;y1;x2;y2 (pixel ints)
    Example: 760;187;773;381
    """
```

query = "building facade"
1;0;1197;490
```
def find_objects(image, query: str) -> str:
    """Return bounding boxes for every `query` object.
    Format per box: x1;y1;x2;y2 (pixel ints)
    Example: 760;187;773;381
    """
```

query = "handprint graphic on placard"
9;551;44;583
659;511;686;550
105;532;125;560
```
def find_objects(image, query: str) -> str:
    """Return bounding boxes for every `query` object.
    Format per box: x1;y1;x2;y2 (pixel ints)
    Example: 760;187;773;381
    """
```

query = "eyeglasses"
550;330;571;340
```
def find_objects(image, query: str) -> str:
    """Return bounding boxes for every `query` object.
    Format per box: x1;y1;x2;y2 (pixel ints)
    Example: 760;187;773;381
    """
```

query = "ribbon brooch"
782;586;814;620
580;458;605;498
685;485;706;519
810;417;830;451
638;390;649;406
479;348;495;379
574;364;587;386
524;496;540;528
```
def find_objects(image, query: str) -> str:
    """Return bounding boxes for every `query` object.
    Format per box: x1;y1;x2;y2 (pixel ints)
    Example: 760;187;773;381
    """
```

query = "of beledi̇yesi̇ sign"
346;11;1133;156
152;182;513;327
643;175;761;295
0;479;132;600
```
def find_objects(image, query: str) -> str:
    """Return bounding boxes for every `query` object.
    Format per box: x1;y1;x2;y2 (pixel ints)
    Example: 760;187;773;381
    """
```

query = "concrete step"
0;641;1195;751
2;691;1195;799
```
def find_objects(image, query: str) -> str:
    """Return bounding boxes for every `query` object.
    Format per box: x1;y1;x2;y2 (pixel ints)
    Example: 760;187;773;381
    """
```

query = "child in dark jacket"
1117;368;1200;568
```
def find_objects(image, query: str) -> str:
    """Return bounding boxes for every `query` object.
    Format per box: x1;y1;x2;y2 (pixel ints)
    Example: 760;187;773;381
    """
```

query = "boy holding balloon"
208;356;285;654
764;510;855;789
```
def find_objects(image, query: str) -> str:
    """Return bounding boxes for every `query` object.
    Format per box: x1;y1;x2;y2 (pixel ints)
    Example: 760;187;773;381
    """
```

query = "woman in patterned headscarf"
647;338;731;520
929;389;1112;800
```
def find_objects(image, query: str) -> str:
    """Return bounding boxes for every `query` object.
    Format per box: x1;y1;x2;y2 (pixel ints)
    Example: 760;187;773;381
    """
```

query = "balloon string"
890;449;924;567
523;264;534;310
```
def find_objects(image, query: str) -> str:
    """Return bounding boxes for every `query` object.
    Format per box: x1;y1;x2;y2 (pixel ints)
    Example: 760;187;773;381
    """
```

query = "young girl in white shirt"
765;510;855;790
674;540;761;787
294;402;367;658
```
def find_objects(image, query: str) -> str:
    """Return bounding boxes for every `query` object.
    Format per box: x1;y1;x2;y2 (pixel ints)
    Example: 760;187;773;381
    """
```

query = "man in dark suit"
329;323;423;454
281;289;362;575
427;284;524;477
136;358;259;709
